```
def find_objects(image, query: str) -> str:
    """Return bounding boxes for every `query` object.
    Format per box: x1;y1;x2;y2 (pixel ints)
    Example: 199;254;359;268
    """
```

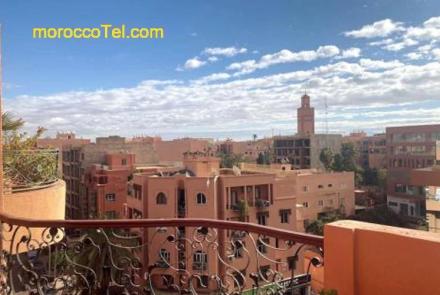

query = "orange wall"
3;180;66;253
324;220;440;295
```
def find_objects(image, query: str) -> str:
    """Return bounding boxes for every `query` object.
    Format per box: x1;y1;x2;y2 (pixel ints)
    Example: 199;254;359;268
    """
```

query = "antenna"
325;96;328;136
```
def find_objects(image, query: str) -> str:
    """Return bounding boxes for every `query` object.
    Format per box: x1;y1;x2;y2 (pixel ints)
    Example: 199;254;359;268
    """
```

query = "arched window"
156;192;167;205
196;193;207;204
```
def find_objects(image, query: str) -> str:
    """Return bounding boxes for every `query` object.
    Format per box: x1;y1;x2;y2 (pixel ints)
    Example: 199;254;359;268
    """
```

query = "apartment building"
273;94;342;169
153;137;212;163
386;124;440;217
343;132;387;170
125;153;298;292
37;132;91;150
411;166;440;232
83;153;135;219
62;136;158;219
216;138;273;160
240;163;355;232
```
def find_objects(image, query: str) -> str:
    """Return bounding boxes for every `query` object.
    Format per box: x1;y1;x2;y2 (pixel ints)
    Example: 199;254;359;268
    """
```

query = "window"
388;201;398;207
233;240;244;258
133;184;142;200
328;184;333;188
318;200;324;207
105;193;116;202
302;202;309;208
279;209;291;224
121;159;127;165
233;271;245;288
257;212;268;225
259;265;270;281
318;184;324;189
339;197;345;205
303;186;309;192
156;192;167;205
287;256;297;270
231;190;239;205
159;249;170;264
196;193;207;204
193;251;208;270
257;238;269;253
197;275;209;289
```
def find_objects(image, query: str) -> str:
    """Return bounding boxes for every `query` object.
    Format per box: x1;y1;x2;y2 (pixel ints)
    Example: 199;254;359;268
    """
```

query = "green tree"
348;205;413;228
340;142;357;171
305;209;345;236
2;112;24;132
217;152;246;168
331;154;344;171
319;147;334;171
256;151;271;165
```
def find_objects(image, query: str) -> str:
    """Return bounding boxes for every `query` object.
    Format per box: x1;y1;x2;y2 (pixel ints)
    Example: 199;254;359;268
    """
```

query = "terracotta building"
37;132;91;150
153;137;212;163
125;153;299;292
62;136;158;219
240;163;355;232
273;93;342;169
83;153;135;219
216;138;273;161
386;124;440;217
411;165;440;232
343;132;387;170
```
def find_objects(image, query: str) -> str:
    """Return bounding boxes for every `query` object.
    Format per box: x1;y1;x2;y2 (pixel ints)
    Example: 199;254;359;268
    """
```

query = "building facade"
386;124;440;217
240;163;355;232
124;154;299;292
411;166;440;232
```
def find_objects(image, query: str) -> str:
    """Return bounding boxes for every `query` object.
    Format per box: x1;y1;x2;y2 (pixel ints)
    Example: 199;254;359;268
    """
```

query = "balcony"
1;210;440;294
0;214;323;294
255;198;270;209
4;149;59;193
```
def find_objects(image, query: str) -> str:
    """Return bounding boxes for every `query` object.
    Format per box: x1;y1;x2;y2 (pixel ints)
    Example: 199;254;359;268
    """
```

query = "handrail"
0;211;323;247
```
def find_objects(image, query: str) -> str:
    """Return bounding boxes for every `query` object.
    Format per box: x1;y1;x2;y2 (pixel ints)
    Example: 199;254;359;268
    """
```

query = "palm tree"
2;112;24;132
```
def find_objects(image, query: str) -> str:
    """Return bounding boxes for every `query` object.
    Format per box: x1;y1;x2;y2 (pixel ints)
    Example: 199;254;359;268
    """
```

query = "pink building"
83;153;135;219
125;153;299;292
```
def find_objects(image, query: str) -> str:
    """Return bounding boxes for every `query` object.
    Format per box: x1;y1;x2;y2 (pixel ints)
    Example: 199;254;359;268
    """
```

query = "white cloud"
179;57;207;70
432;48;440;60
227;45;340;76
344;19;404;38
207;56;219;62
406;52;423;60
359;58;403;70
405;16;440;41
203;47;248;57
336;47;362;59
192;72;231;84
8;58;440;139
369;38;394;46
382;38;418;51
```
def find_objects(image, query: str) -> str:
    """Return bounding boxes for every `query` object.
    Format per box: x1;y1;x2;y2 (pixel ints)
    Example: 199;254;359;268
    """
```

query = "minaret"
297;93;315;135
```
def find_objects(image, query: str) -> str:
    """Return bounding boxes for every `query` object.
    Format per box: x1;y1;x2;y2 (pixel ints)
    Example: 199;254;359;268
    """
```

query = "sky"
1;0;440;140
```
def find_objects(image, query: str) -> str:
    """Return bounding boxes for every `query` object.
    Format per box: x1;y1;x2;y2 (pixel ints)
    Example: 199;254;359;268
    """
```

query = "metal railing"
3;149;59;192
0;212;324;294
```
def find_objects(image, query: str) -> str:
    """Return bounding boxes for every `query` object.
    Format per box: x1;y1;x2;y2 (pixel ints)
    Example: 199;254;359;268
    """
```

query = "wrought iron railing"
3;149;59;192
0;213;324;294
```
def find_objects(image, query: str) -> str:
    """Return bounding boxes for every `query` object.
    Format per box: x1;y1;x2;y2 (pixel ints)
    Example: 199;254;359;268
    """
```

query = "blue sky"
1;0;440;140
